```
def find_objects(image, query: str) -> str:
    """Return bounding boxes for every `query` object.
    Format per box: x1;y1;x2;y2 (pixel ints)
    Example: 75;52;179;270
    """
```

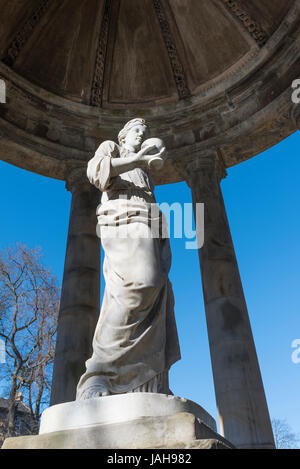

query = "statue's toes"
81;386;110;399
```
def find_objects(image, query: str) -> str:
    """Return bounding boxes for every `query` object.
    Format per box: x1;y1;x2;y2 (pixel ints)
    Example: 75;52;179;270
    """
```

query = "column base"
2;393;233;449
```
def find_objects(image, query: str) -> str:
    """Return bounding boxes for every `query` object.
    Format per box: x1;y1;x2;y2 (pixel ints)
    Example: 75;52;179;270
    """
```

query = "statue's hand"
135;146;166;167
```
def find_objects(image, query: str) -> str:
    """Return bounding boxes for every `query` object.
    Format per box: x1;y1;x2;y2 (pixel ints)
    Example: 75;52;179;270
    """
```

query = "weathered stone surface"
0;2;294;453
0;4;299;184
185;154;275;450
40;393;217;435
2;412;232;450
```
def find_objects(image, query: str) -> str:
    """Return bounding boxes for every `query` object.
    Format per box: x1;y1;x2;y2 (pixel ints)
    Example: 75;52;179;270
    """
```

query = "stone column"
185;153;275;449
50;167;101;405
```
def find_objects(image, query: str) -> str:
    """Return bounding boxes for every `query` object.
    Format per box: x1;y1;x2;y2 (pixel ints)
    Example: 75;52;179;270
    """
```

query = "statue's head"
118;118;148;150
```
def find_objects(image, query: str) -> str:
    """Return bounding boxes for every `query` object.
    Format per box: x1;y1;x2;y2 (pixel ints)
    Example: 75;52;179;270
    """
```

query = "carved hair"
118;118;148;146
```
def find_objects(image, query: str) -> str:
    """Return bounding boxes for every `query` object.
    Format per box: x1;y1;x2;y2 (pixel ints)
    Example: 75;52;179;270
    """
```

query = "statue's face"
124;124;147;150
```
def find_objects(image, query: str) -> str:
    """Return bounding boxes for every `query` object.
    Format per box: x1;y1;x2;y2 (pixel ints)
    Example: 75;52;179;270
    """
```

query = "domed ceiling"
0;0;294;105
0;0;299;183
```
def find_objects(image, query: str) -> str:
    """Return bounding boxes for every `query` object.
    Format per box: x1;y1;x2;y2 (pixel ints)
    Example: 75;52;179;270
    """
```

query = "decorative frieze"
2;0;53;66
220;0;268;47
152;0;190;99
90;0;117;107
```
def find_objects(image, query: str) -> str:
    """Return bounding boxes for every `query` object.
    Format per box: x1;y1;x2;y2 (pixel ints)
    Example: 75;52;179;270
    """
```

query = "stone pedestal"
2;394;233;449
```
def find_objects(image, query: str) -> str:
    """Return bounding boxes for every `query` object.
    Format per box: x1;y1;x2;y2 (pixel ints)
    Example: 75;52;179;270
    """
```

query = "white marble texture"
39;393;217;434
76;119;180;400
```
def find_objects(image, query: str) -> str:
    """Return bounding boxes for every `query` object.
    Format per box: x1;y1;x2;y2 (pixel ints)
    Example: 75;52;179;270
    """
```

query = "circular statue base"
40;392;217;434
2;393;233;449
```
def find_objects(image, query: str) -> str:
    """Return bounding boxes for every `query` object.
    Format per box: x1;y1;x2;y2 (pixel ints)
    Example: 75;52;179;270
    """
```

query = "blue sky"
0;130;299;439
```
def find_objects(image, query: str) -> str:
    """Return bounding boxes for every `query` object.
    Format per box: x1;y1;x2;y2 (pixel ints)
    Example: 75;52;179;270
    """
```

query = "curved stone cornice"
0;75;296;185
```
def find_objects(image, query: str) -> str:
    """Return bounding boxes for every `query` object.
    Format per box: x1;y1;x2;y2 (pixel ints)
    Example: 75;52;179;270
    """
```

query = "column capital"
65;166;90;193
184;150;227;191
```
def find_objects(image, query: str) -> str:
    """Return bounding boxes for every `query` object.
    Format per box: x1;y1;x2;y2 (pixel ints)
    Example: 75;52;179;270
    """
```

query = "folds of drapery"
87;140;118;192
76;198;181;398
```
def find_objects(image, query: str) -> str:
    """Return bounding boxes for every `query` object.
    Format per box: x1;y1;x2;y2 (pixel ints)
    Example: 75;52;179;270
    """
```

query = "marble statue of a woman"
76;118;181;399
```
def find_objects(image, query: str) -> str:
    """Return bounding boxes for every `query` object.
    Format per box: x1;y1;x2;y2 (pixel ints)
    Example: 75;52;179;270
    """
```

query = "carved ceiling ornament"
2;0;53;67
220;0;268;47
152;0;190;100
90;0;117;107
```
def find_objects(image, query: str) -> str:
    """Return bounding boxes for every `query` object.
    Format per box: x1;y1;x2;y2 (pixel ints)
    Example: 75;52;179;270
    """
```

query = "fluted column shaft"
50;168;101;405
186;154;275;449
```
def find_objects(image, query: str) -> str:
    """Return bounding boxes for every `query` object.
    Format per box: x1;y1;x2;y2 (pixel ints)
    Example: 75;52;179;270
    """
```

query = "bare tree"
0;244;59;437
272;418;300;449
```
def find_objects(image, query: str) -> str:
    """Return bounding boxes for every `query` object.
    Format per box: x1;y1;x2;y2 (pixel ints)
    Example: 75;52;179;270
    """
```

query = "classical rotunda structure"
1;0;300;449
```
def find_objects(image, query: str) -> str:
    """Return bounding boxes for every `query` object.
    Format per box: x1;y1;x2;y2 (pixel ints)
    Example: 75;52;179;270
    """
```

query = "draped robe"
76;141;181;399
